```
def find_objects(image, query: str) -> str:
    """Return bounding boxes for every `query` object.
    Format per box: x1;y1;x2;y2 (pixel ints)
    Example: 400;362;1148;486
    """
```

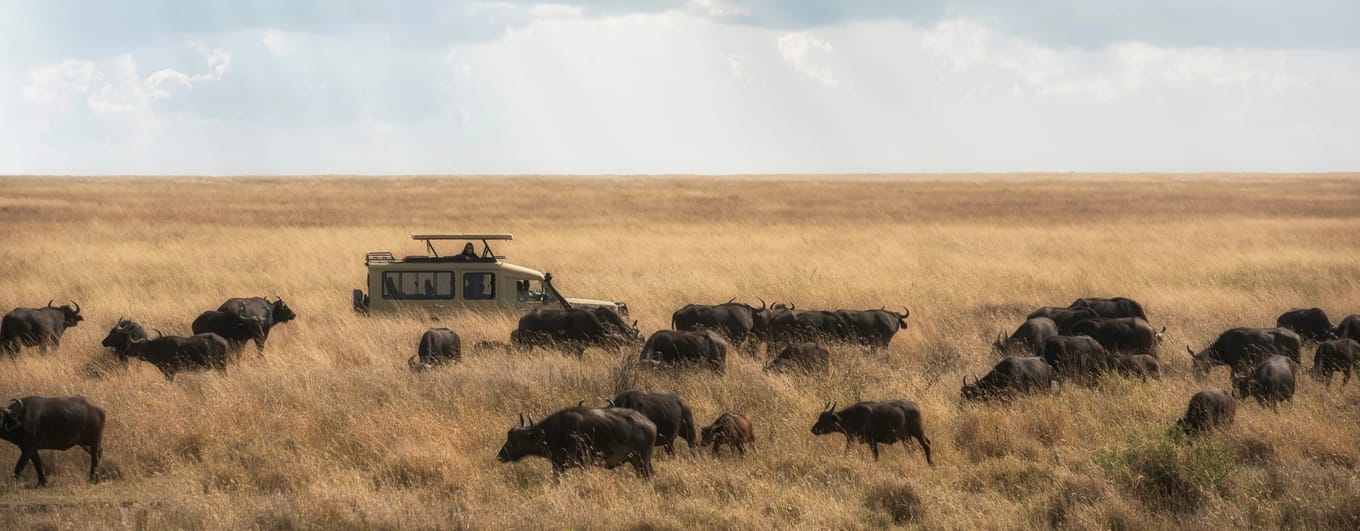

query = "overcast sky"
2;0;1357;174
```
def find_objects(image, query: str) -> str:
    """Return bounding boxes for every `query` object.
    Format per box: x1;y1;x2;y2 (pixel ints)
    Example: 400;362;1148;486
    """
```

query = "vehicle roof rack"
365;251;396;265
411;233;513;241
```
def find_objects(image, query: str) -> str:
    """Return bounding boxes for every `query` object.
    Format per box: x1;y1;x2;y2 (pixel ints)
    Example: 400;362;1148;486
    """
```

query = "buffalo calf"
1;396;105;487
1311;338;1360;387
1232;355;1297;407
765;342;830;373
700;413;754;456
408;327;462;371
1176;390;1235;437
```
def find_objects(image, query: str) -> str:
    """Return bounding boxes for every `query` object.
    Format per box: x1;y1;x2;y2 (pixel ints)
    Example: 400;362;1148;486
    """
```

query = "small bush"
864;481;924;524
1094;430;1238;513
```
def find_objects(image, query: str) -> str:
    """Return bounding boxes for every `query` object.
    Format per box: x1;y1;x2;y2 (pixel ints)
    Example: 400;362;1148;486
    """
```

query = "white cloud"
21;59;96;102
687;0;749;19
777;32;838;88
921;19;990;72
527;4;584;20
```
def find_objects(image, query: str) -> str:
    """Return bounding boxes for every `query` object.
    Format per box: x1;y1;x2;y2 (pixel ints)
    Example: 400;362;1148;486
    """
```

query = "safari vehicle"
352;233;628;316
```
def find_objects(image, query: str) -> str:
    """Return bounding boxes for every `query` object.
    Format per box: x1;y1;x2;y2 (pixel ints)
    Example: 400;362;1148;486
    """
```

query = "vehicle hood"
564;297;622;309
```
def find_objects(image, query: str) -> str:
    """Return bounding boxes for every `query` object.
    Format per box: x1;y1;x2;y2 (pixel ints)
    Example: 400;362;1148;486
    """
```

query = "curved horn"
577;400;585;407
154;328;164;339
46;299;54;308
902;306;910;318
1185;345;1194;357
880;306;886;311
519;413;526;427
1159;326;1167;334
71;300;80;313
8;398;21;411
789;303;796;311
829;401;836;412
822;401;831;412
963;376;968;387
756;297;767;311
727;298;736;304
527;413;535;426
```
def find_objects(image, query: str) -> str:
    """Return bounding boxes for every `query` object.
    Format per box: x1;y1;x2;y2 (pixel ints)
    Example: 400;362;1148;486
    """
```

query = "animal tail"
680;406;698;449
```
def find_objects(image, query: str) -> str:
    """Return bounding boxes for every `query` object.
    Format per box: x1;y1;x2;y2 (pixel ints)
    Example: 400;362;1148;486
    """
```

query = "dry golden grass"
1;174;1360;529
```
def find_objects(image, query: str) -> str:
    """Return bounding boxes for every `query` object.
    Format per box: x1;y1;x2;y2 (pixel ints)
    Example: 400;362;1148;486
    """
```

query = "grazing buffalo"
1176;390;1235;437
1232;355;1298;407
217;296;297;347
1026;307;1100;334
1068;297;1149;321
512;307;640;356
672;298;770;352
408;327;462;371
1041;335;1112;384
811;400;932;465
496;406;657;482
1188;327;1302;380
104;325;230;381
638;330;728;372
610;390;697;455
191;311;267;355
101;318;148;360
993;317;1059;357
1276;307;1335;342
1310;338;1360;387
766;309;851;347
765;342;831;373
1111;354;1161;381
1;301;83;357
834;307;911;351
961;356;1057;400
700;413;754;456
1069;317;1162;355
1;396;105;487
1333;314;1360;342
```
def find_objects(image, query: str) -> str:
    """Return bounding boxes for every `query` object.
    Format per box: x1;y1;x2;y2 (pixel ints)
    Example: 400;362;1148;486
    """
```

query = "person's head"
463;243;475;254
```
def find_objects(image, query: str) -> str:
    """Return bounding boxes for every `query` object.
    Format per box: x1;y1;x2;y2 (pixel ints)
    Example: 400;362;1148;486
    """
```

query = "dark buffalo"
1188;327;1302;380
1026;306;1100;334
104;325;231;381
961;356;1057;400
1276;307;1335;341
101;318;148;361
1111;354;1161;381
1232;355;1297;407
0;301;83;357
1;396;105;487
638;330;728;372
408;327;462;371
191;310;267;355
811;400;932;465
766;309;851;347
1069;317;1162;355
700;412;754;456
610;390;697;455
1041;335;1112;384
672;298;770;352
1176;390;1235;437
1310;338;1360;387
496;406;657;482
1336;314;1360;342
765;342;831;373
1068;297;1149;321
993;317;1059;357
217;296;297;349
834;307;911;351
512;307;640;356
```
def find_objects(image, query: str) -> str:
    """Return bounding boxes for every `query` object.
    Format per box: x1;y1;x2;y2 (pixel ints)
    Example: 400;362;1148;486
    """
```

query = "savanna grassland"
2;174;1360;530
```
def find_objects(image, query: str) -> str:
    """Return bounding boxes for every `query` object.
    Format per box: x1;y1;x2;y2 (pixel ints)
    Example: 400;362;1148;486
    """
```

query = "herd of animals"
3;296;1360;485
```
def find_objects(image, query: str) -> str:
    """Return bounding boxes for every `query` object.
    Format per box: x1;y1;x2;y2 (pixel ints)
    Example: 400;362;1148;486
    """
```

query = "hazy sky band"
2;0;1356;174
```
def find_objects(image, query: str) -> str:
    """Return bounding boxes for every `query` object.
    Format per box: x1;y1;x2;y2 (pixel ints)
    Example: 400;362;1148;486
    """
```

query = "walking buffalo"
512;307;640;356
1069;317;1162;355
834;307;910;351
496;406;657;482
961;356;1056;401
1;301;83;357
766;342;831;373
1176;390;1235;437
191;310;267;355
672;298;770;353
1041;335;1111;384
1188;327;1302;380
408;327;462;371
766;309;851;347
638;330;728;372
700;412;754;456
610;390;697;455
1069;297;1149;321
993;317;1059;357
1334;314;1360;342
217;296;297;348
1;396;105;487
1232;355;1298;407
1310;338;1360;387
1276;307;1335;342
103;325;230;381
1026;307;1100;334
101;318;148;361
811;400;932;465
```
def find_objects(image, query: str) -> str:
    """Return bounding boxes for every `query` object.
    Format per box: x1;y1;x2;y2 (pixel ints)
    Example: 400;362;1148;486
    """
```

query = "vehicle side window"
516;280;547;303
383;272;454;299
464;272;496;300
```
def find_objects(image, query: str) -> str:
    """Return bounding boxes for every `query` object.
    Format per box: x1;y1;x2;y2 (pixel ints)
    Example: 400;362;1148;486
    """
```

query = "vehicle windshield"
516;280;550;303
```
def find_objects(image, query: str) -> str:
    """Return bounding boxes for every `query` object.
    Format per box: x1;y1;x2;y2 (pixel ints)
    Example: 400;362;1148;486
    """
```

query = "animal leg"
85;444;101;482
14;451;32;479
1344;368;1352;386
664;440;675;456
870;442;880;461
843;436;853;454
735;441;746;456
31;451;47;486
712;440;722;457
916;435;934;466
